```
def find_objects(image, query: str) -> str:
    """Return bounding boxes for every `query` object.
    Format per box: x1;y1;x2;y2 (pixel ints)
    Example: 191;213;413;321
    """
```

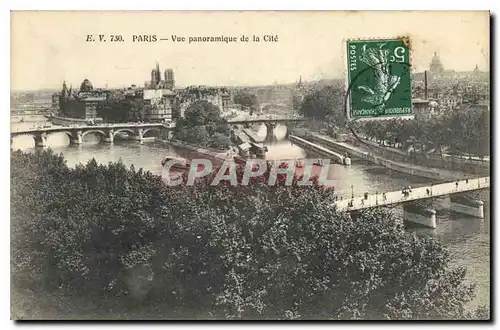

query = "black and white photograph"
9;10;491;321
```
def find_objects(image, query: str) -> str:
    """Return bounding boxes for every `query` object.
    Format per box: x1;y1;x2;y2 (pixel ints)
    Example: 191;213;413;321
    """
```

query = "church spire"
155;61;161;85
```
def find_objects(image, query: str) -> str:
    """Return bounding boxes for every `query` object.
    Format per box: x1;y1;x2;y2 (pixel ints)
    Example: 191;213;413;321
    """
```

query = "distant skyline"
11;11;489;91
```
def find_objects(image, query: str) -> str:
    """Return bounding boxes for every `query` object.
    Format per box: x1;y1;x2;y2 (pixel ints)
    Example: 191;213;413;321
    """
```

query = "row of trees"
356;107;490;160
174;100;232;150
12;149;488;319
294;83;489;160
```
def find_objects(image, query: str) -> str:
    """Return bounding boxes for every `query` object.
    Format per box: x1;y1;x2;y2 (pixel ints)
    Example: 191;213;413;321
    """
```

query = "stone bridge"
10;123;174;147
334;177;489;229
228;117;304;142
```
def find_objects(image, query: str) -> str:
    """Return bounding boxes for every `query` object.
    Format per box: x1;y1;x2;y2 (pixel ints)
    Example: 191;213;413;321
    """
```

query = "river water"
11;120;490;310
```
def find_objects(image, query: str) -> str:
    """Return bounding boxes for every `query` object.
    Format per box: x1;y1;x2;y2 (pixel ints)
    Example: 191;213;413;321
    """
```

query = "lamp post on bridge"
375;191;378;205
351;185;354;199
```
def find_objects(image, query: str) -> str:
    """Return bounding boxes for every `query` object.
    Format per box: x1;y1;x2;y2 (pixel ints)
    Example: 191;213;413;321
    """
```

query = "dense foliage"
11;149;488;320
298;85;345;125
357;107;490;159
233;90;259;113
97;92;146;123
174;100;232;150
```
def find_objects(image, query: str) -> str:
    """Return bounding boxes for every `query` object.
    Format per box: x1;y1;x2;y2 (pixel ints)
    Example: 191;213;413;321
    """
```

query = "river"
11;120;490;310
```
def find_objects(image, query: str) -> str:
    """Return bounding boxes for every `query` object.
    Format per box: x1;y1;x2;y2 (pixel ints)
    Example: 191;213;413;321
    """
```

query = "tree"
298;85;344;126
183;100;223;126
173;100;232;150
11;149;488;319
233;90;259;111
98;93;145;123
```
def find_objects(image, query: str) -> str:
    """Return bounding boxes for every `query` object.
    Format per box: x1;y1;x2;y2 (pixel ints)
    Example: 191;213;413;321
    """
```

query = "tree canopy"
174;100;232;150
298;85;345;125
97;93;146;123
233;90;259;111
11;149;488;320
358;107;490;160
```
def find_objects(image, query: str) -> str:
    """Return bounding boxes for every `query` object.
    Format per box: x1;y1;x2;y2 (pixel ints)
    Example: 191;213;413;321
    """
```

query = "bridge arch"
142;127;161;138
113;128;139;137
11;133;36;148
82;130;107;139
47;131;73;140
274;123;288;140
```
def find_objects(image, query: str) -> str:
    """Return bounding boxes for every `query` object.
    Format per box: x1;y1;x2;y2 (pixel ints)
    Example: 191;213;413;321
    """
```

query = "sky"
11;11;490;91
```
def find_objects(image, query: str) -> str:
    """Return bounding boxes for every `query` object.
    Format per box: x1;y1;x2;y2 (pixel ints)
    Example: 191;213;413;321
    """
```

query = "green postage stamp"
346;38;413;121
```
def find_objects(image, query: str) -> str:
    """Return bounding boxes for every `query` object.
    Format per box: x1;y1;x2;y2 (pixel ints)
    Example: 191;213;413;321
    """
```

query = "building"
140;63;177;121
177;86;232;118
164;69;175;89
412;98;432;119
58;79;107;120
142;89;175;122
146;62;176;89
429;52;444;77
51;93;60;113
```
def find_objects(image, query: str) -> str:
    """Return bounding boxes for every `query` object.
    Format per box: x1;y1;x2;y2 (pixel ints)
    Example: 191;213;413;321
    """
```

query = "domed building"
80;78;94;92
429;52;444;75
55;78;106;120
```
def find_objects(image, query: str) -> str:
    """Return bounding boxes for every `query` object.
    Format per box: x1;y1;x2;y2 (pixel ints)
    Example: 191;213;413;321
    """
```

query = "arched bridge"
227;117;305;125
10;123;174;147
228;117;305;142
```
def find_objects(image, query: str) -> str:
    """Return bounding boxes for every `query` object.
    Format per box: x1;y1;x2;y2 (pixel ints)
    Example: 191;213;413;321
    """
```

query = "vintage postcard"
10;11;490;320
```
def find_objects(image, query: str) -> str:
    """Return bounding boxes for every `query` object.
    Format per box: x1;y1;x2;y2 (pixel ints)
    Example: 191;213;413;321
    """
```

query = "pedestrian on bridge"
383;193;387;201
426;188;430;196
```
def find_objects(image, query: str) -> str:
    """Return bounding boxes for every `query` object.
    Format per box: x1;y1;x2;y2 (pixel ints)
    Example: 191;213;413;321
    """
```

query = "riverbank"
10;115;51;123
354;136;489;175
295;132;474;182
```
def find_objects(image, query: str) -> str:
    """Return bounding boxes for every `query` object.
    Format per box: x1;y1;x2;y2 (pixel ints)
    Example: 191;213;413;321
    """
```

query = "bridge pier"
103;129;114;144
449;195;484;218
265;122;276;143
70;131;83;145
284;123;291;139
130;128;144;144
403;202;437;229
34;132;48;148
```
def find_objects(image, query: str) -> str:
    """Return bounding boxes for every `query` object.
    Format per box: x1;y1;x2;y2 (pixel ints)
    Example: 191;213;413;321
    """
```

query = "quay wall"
305;134;458;181
354;137;489;175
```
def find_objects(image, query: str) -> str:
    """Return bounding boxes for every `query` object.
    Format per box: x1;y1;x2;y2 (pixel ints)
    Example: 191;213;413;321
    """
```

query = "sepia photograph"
9;10;491;320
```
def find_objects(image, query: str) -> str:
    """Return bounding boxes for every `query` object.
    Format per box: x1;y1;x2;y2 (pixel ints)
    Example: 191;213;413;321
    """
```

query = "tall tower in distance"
429;52;444;77
155;62;161;85
164;69;175;89
151;69;157;88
